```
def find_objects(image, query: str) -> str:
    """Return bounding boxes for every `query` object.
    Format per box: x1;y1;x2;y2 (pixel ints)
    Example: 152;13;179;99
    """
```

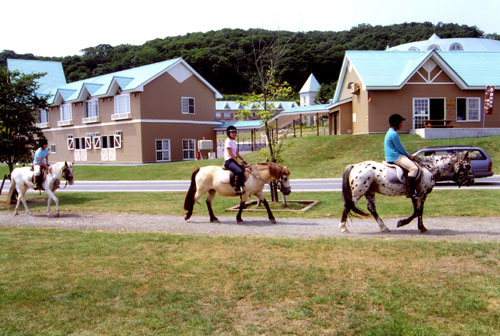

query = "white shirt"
224;138;238;161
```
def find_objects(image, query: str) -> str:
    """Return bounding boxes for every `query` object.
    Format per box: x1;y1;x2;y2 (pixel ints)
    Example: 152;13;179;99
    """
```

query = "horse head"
272;163;292;195
61;161;75;185
452;152;474;187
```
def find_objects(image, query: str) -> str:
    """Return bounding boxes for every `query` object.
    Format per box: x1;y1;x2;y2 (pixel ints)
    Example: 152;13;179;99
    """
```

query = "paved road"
2;176;499;193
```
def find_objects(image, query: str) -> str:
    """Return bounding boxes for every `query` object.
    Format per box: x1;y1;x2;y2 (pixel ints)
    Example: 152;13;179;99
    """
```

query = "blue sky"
2;0;499;57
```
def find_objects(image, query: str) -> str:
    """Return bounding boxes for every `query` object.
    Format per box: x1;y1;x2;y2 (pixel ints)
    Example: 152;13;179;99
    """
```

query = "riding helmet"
389;114;405;127
226;125;237;136
38;138;48;147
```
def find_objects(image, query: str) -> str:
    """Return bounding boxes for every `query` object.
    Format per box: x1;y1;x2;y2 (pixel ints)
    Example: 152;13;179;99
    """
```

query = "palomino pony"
7;161;74;217
184;162;291;223
340;153;474;233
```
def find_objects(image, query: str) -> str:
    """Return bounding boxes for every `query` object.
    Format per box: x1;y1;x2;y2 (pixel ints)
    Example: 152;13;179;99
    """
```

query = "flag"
484;86;494;114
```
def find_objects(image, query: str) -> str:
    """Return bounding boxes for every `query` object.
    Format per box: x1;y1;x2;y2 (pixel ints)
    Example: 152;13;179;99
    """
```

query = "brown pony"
184;162;291;223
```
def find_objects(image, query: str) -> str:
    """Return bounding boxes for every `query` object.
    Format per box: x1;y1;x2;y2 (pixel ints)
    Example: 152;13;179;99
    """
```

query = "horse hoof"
184;214;191;221
396;220;404;228
237;220;244;224
382;227;391;233
340;228;350;234
419;228;428;233
270;219;276;224
55;213;60;218
210;218;220;223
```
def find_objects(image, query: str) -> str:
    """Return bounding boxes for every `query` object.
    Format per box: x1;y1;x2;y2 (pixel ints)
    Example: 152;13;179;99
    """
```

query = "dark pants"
224;159;244;187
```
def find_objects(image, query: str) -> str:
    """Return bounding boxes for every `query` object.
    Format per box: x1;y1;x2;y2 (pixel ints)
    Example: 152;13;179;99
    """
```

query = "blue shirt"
33;147;49;166
384;128;410;162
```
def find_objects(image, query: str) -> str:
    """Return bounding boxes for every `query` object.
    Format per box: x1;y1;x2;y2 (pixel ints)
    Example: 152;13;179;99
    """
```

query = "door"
429;98;445;120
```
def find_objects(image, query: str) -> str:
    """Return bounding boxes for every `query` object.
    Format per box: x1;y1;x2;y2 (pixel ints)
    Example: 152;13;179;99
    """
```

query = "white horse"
7;161;74;217
339;153;474;233
184;162;291;224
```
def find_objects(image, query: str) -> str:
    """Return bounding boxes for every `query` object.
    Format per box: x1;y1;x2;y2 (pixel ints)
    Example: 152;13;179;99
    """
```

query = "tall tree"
0;68;47;173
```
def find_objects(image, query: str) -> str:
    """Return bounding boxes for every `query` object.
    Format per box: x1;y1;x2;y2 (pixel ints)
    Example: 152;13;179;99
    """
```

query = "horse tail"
184;167;200;219
342;164;369;218
6;175;16;205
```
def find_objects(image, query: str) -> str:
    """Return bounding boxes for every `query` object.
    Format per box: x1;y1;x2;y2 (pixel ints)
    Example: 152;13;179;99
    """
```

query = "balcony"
111;112;132;121
57;119;73;127
36;122;50;129
82;116;101;124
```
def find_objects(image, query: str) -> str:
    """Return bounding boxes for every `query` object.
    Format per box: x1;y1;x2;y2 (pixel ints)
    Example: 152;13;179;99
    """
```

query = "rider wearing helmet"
224;126;247;195
33;138;51;190
384;114;419;197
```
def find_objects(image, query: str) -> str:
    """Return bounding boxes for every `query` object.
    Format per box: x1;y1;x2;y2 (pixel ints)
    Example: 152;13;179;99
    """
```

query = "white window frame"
413;98;430;129
39;109;49;123
456;97;481;122
83;98;100;123
113;93;131;117
182;139;196;161
49;144;56;154
156;139;171;162
58;103;73;126
181;97;195;114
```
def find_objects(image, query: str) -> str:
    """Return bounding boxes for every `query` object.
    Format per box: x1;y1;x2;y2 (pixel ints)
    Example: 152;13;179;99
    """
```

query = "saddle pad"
383;162;406;184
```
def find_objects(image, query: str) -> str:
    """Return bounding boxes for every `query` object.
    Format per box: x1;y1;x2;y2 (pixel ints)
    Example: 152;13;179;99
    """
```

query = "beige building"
8;58;222;163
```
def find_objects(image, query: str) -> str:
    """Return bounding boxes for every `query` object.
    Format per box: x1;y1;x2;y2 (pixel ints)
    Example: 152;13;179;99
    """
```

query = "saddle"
220;166;250;188
383;162;422;184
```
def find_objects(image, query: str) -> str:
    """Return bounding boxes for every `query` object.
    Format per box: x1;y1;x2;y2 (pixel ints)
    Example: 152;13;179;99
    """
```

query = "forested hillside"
1;22;495;95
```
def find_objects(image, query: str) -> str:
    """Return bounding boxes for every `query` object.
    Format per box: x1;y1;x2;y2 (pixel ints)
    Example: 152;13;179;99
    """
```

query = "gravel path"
2;211;500;241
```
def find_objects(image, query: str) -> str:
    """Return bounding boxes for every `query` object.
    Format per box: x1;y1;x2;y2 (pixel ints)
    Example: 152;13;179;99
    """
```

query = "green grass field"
1;228;499;335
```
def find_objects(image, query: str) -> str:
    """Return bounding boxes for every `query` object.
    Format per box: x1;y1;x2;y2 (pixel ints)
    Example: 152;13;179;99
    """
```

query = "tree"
0;68;47;173
237;32;295;201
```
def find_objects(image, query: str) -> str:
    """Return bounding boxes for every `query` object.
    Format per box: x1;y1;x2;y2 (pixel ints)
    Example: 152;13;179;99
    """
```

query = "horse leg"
416;195;427;233
206;190;219;223
17;187;31;216
45;189;59;217
256;191;276;224
365;192;390;232
236;195;248;224
396;196;419;228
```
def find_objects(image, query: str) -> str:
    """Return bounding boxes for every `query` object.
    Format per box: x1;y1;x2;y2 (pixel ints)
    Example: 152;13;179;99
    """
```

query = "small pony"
184;162;291;224
7;161;75;217
340;153;474;233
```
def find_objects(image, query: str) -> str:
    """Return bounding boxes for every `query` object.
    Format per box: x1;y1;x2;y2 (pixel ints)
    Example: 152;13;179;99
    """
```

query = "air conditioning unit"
198;140;213;150
347;82;360;95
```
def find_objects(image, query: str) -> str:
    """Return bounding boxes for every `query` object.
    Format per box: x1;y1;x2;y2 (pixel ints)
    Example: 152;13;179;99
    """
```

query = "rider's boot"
233;176;243;195
406;176;417;198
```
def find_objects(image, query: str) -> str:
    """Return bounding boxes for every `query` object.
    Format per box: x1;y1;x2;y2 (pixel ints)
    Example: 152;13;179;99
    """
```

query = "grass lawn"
1;227;499;335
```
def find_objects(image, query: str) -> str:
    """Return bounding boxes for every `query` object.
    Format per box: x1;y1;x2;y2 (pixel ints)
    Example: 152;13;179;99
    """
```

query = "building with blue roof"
8;58;224;163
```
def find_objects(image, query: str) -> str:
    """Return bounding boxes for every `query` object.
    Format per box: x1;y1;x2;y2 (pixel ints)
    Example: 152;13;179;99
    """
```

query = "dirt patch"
2;211;500;241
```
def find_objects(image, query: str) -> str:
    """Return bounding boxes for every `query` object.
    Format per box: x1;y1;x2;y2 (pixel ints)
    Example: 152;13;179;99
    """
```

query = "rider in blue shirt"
33;138;51;190
384;114;419;197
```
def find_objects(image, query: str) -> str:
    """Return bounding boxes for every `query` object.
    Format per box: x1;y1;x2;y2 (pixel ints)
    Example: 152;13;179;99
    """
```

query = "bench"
424;120;453;128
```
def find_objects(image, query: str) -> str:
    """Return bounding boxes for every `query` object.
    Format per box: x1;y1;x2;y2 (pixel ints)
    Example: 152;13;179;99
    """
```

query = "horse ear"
463;151;469;160
65;161;68;167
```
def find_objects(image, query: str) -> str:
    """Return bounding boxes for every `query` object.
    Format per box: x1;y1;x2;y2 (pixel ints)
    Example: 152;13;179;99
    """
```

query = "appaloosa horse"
339;153;474;233
184;162;291;224
7;161;74;217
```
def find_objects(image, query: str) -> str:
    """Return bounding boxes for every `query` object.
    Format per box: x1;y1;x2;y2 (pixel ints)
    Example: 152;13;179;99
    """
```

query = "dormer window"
39;109;49;124
83;98;100;123
112;93;131;120
427;44;441;51
449;43;464;51
408;46;420;51
58;103;73;126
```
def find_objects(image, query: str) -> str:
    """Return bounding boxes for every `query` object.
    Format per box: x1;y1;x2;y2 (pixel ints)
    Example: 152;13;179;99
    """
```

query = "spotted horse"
339;153;474;233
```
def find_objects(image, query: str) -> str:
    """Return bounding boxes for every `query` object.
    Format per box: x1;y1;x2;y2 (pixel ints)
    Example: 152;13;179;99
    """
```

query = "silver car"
412;146;494;180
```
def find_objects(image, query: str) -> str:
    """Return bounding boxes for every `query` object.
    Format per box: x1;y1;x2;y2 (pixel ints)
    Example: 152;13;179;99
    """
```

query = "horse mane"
255;162;290;180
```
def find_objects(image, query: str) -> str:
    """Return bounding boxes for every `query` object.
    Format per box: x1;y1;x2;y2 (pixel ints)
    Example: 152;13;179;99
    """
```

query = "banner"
484;86;494;114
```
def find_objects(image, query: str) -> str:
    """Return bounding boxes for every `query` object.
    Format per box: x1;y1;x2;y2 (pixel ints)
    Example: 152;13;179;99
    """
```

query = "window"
49;144;56;154
156;139;171;162
182;139;196;160
457;98;480;121
427;44;441;51
114;93;130;115
84;98;99;118
449;43;464;51
93;132;101;149
60;103;72;121
182;97;195;114
413;98;430;129
114;131;122;149
408;46;420;51
67;135;74;150
39;109;49;123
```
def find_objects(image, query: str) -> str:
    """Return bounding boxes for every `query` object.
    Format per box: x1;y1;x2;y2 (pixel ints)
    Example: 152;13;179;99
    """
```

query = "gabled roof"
299;73;321;93
7;59;67;95
388;34;500;52
8;58;222;104
333;50;500;103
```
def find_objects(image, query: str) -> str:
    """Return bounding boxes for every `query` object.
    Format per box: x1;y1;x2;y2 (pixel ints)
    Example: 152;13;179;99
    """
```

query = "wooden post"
316;113;319;136
293;120;296;137
300;114;303;137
